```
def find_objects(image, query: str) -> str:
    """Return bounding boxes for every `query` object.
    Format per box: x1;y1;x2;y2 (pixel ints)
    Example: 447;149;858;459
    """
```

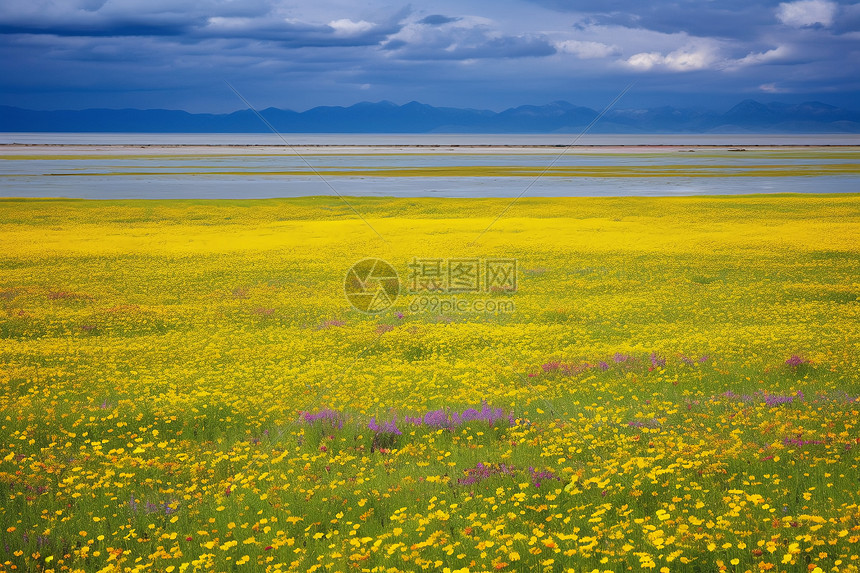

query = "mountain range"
1;99;859;133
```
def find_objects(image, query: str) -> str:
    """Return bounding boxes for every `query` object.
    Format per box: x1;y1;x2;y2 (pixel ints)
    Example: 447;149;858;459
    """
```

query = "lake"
1;133;858;199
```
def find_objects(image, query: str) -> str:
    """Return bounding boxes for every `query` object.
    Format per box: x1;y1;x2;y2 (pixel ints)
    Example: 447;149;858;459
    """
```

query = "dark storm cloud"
832;2;860;33
430;34;557;59
419;15;461;25
382;14;557;60
530;0;860;39
200;19;400;48
383;33;556;60
529;0;783;38
0;0;401;46
0;22;191;37
0;0;271;37
0;0;857;111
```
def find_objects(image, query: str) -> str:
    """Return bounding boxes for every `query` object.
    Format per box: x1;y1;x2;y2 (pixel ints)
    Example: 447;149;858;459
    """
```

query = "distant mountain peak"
1;99;857;133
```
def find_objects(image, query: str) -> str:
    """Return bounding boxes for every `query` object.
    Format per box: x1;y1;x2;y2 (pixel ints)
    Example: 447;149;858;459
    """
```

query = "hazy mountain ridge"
1;99;858;133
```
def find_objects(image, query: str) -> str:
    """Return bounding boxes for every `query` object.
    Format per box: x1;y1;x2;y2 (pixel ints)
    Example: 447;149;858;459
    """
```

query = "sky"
1;0;859;112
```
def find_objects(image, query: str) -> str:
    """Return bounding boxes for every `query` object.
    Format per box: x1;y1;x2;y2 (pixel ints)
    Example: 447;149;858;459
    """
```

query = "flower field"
1;194;859;573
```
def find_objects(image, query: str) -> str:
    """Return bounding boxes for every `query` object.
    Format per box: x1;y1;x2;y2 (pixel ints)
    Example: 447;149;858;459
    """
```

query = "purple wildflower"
785;355;808;368
649;352;666;368
764;390;804;407
368;416;402;436
405;402;513;429
457;462;514;486
529;467;561;488
542;361;561;373
300;409;344;428
782;436;823;447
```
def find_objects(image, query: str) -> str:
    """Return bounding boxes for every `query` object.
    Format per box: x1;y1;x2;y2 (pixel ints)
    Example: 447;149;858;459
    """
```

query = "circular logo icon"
344;258;400;313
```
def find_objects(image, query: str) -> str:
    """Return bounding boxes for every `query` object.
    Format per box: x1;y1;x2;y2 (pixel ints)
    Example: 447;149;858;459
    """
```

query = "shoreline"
2;143;860;157
2;143;856;199
1;191;858;201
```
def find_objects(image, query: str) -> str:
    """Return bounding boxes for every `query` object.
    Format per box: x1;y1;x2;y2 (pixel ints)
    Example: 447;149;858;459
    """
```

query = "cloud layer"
0;0;858;111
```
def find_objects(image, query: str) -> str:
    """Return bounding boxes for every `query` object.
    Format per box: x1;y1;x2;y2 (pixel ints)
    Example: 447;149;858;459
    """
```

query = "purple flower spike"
300;408;344;428
785;355;808;368
458;462;514;487
404;402;513;430
529;467;561;488
368;416;402;436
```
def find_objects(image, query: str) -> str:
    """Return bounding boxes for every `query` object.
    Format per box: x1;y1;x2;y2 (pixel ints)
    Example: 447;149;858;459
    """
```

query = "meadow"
1;194;859;573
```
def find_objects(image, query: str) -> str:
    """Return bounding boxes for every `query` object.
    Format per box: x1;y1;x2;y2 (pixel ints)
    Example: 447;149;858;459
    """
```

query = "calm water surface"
1;133;858;199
